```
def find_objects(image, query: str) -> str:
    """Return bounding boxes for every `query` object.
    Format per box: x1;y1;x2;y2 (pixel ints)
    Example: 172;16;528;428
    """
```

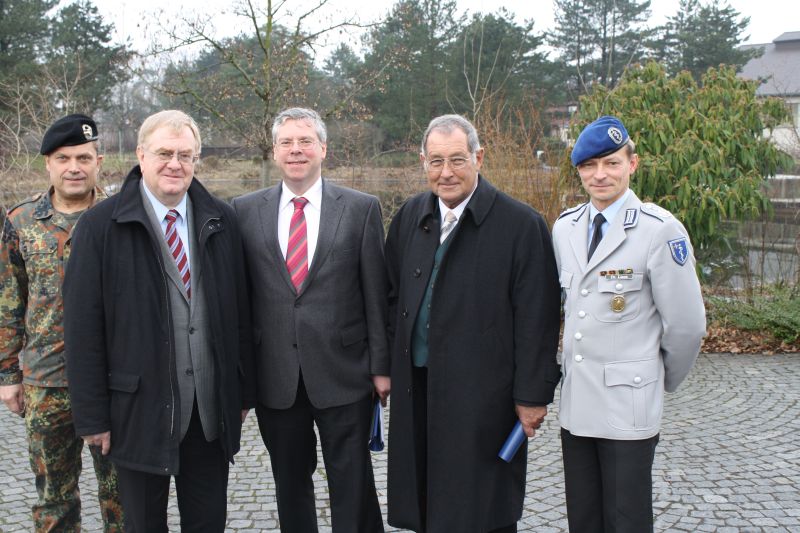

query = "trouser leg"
174;401;229;532
314;393;384;532
25;385;82;533
256;376;319;533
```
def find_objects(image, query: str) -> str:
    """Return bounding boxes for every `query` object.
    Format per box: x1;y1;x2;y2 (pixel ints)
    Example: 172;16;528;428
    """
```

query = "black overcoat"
63;167;255;475
385;176;561;532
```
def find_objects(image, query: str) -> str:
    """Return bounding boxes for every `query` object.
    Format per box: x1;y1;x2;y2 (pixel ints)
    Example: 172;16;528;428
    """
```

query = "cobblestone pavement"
1;353;798;532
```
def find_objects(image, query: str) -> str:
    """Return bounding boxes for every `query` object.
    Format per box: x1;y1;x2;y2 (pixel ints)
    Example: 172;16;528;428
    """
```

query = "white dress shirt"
142;180;191;265
278;178;322;267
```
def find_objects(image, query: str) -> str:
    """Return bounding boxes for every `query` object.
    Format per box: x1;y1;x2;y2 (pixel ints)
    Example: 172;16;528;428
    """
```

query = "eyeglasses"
276;138;318;151
424;156;471;173
147;149;199;165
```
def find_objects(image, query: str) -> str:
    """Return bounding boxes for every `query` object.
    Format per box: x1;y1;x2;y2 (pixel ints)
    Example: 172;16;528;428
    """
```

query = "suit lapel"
567;204;590;273
301;179;343;296
257;186;296;293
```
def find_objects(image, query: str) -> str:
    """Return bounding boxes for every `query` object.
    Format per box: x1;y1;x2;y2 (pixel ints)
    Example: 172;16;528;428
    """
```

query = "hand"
515;404;547;438
83;431;111;455
371;375;391;406
0;384;25;417
241;409;250;423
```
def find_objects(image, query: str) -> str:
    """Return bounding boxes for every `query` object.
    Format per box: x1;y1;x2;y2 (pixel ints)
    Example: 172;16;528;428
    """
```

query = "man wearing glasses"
62;110;255;531
384;114;562;532
232;107;389;532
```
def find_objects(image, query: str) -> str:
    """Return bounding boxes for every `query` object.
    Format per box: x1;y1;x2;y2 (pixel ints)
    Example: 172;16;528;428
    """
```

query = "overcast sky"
94;0;799;58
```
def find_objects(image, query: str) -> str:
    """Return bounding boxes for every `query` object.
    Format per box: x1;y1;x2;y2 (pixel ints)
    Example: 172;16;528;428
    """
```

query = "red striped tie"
165;209;191;299
286;197;309;291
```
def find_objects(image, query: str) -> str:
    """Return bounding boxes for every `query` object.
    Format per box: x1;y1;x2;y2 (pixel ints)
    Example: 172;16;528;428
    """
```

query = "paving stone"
1;353;798;531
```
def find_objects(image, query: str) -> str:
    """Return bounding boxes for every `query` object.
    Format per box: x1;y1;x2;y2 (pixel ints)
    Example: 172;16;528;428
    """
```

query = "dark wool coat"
385;176;562;532
63;167;255;475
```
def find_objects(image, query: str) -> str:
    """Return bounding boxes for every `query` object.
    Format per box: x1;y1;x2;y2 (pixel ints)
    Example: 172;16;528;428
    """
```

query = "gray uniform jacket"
552;190;706;440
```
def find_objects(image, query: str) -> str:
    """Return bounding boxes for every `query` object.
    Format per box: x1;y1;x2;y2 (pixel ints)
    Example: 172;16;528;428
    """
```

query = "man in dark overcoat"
63;110;254;531
385;114;562;532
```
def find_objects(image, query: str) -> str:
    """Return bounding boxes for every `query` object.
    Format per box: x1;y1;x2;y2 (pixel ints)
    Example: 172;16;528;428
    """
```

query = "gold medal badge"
611;295;625;313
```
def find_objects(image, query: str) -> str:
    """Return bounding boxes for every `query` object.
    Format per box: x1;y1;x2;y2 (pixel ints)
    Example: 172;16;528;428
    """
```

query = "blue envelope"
369;399;385;452
498;421;526;462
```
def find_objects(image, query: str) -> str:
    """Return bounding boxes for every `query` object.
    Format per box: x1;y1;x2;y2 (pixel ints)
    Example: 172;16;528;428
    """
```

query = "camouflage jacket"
0;187;105;387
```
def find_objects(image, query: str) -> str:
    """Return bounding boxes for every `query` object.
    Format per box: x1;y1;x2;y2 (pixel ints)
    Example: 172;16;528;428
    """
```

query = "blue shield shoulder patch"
668;238;689;266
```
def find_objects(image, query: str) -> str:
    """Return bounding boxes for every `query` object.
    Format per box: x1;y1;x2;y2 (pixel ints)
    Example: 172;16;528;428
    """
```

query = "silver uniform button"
574;332;583;340
581;288;589;296
578;310;586;318
615;282;623;291
633;376;642;384
574;354;583;362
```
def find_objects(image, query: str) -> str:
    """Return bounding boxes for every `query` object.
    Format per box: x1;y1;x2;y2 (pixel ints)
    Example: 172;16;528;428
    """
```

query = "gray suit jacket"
141;184;218;440
232;179;389;409
552;190;706;440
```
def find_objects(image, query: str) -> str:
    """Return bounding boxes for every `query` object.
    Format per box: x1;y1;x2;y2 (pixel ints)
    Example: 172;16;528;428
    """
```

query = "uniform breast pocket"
594;274;643;322
20;237;60;297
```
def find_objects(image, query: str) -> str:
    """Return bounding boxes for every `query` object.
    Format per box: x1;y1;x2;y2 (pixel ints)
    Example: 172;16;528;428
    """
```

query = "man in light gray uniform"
552;115;706;533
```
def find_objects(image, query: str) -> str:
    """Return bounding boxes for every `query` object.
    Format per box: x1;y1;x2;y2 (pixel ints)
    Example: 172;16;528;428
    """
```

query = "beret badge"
607;126;623;145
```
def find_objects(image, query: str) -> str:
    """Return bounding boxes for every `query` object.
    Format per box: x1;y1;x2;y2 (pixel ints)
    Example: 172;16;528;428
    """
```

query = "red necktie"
165;209;191;299
286;197;309;291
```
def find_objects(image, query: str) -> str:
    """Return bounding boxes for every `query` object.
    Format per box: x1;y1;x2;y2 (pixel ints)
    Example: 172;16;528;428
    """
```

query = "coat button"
574;332;583;340
633;376;642;384
189;326;195;334
402;309;409;318
581;288;589;296
294;302;300;308
292;343;298;348
574;354;583;362
185;368;193;376
578;310;586;318
423;226;429;232
615;283;623;291
413;268;421;277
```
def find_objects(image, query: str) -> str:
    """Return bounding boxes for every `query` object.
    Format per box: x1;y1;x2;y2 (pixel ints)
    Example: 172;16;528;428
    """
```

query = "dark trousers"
115;403;229;532
561;428;659;533
256;375;383;533
411;367;517;533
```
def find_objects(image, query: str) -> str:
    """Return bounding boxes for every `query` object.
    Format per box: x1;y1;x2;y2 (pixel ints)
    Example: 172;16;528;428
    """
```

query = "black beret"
40;114;99;155
571;115;630;166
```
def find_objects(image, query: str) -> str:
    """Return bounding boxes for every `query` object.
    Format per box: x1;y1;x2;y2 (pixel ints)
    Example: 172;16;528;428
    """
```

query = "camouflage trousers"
23;385;124;532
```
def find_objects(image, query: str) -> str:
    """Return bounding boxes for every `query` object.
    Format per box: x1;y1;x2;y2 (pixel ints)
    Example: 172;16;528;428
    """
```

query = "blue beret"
571;115;630;166
40;114;98;155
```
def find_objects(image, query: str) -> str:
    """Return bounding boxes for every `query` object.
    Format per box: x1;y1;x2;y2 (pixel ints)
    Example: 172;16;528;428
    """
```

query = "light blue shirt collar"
142;181;189;224
588;188;631;240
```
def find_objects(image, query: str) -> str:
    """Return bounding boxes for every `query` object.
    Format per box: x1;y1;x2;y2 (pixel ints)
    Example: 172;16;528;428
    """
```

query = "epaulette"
640;202;673;221
557;202;588;220
7;192;43;215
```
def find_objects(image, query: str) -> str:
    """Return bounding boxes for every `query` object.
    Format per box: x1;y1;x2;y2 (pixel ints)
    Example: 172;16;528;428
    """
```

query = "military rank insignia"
668;238;689;266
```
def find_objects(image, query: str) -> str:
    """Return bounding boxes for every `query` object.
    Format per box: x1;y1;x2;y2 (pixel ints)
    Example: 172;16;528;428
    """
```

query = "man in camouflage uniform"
0;114;123;532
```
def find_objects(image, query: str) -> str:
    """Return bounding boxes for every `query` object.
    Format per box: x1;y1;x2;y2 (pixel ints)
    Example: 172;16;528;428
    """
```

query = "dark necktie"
165;209;191;298
286;197;309;290
587;213;606;260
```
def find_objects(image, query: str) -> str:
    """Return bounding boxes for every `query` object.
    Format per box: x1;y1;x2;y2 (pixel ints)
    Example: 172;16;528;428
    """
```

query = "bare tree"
146;0;385;185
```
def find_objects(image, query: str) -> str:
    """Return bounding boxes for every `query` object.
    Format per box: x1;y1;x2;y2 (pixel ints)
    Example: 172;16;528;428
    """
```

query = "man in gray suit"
552;115;706;533
64;110;254;532
232;107;389;532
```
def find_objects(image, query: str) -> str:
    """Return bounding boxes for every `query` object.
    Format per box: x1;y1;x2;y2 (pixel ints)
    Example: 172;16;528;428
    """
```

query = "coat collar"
414;175;497;229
